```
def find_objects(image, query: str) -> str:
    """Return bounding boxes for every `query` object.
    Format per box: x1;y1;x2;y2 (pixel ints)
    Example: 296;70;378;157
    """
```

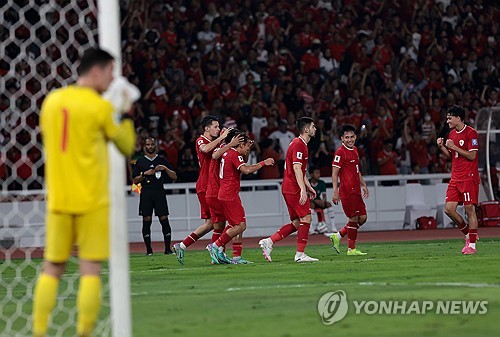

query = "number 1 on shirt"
61;108;69;152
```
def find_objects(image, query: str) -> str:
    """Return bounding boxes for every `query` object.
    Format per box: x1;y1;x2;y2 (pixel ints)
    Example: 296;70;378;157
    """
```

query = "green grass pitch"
1;238;499;336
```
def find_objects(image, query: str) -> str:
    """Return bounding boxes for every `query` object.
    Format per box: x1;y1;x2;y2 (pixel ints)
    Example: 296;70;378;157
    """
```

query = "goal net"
0;1;125;336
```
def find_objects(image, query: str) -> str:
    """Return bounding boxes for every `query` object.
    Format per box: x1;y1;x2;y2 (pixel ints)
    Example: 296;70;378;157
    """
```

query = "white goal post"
97;0;133;337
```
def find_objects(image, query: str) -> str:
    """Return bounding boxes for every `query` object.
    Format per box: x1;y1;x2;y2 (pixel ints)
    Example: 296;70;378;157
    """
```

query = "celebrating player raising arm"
208;131;275;264
436;105;480;255
173;116;231;264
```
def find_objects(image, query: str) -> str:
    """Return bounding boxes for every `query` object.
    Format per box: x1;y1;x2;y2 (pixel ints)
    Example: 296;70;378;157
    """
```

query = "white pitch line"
226;281;500;292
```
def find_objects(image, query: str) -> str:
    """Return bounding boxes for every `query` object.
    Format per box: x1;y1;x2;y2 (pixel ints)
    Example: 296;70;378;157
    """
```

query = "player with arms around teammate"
208;131;275;264
133;137;177;255
33;48;136;337
437;105;480;255
329;124;369;256
173;116;231;263
205;129;252;264
259;117;319;263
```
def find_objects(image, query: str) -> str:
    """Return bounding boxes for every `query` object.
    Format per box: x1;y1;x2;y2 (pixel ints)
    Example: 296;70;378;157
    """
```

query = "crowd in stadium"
2;0;500;188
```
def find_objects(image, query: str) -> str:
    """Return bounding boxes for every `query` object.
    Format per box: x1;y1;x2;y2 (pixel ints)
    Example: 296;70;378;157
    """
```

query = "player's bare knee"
358;215;367;225
159;215;168;221
444;205;456;216
43;260;66;279
143;216;152;222
79;260;101;276
237;222;247;232
300;214;312;224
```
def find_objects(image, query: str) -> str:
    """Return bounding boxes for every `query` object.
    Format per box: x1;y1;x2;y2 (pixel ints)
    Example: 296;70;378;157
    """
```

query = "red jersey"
282;137;309;195
218;148;245;201
332;144;361;198
195;135;213;193
448;125;479;183
206;143;224;198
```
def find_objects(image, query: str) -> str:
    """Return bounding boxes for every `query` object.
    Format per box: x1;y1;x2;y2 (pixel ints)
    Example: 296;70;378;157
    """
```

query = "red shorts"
446;180;479;205
197;192;211;219
283;192;311;221
220;196;246;226
340;194;367;219
206;195;226;223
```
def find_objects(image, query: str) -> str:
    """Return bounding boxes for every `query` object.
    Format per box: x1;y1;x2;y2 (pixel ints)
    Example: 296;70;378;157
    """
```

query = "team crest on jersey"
297;152;303;159
459;140;464;146
472;139;478;146
334;155;340;163
238;155;244;162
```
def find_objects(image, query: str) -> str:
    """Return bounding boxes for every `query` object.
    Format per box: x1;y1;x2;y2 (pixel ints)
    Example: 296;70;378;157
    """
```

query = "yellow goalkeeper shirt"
40;85;135;214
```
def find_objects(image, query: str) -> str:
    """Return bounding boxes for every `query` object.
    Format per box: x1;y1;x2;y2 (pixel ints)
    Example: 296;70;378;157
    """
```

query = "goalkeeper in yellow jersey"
33;48;136;337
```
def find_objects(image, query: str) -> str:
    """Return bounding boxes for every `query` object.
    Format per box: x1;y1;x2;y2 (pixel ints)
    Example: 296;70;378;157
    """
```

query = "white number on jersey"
219;158;225;179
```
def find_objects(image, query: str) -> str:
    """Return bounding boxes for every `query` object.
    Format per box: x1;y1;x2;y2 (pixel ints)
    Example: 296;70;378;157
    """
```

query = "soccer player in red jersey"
208;131;275;264
328;124;369;256
437;105;480;255
259;117;319;263
173;116;231;265
206;130;252;264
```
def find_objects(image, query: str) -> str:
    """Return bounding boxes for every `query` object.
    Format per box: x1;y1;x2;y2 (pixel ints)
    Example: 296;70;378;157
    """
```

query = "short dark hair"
224;128;242;145
447;105;465;121
309;165;320;174
339;124;356;136
200;115;219;129
77;48;114;75
296;117;314;134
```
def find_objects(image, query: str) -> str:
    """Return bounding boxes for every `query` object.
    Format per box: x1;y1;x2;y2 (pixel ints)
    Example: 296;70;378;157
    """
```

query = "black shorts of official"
139;189;169;217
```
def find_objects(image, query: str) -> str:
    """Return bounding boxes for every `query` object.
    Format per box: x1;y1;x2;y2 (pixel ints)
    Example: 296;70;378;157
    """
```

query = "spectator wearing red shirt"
377;140;399;186
259;139;282;179
404;126;430;174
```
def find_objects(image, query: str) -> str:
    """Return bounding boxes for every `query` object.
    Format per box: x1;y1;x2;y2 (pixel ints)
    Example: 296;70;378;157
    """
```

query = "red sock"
232;242;242;257
296;222;310;253
317;209;325;222
270;223;296;243
469;229;478;243
458;222;469;236
346;221;359;249
339;225;348;237
215;232;232;248
182;232;200;248
211;229;222;243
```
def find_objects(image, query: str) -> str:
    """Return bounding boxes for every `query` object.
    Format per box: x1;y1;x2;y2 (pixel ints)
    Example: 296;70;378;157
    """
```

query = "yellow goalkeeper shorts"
44;206;109;262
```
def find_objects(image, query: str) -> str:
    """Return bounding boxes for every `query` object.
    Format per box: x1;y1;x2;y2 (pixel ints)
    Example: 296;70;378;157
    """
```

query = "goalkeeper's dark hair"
78;48;114;75
446;105;465;121
200;115;219;130
339;124;356;136
297;116;314;134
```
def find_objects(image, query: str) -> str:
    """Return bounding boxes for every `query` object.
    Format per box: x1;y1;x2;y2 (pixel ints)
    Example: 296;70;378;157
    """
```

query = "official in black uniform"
132;137;177;255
